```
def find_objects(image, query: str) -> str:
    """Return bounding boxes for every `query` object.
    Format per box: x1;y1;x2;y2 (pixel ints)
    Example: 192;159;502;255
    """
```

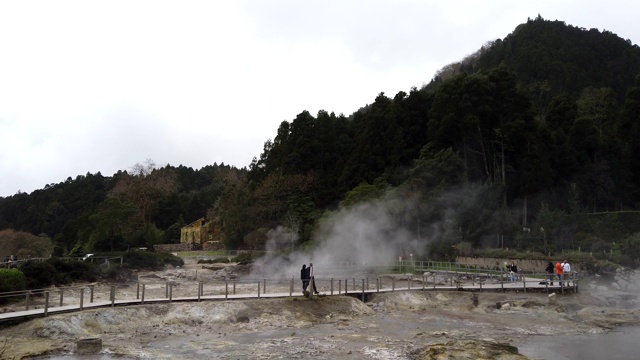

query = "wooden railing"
0;266;579;323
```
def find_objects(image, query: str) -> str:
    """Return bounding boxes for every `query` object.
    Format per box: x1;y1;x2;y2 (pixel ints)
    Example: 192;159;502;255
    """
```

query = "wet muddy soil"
1;287;639;359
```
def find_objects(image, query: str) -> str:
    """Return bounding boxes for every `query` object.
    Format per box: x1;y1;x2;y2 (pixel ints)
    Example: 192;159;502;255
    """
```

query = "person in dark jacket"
545;261;554;285
300;264;309;293
509;260;518;282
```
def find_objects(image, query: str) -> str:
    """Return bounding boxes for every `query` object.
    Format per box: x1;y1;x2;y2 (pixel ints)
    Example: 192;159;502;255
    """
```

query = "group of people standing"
506;260;519;281
545;259;571;286
509;259;572;286
300;263;319;295
2;255;19;268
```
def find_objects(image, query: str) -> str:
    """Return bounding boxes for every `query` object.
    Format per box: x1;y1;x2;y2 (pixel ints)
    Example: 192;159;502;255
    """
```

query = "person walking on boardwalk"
562;260;571;286
555;260;564;285
545;261;554;285
300;264;309;293
308;262;319;295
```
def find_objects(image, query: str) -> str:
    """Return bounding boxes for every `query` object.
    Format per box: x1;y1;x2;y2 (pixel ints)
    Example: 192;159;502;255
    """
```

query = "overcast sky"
1;1;638;197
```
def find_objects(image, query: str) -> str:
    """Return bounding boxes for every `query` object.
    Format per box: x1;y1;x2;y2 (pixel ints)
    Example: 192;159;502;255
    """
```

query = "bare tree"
110;160;177;226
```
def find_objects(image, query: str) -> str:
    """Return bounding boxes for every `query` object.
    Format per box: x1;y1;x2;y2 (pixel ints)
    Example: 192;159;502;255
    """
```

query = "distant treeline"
2;16;640;267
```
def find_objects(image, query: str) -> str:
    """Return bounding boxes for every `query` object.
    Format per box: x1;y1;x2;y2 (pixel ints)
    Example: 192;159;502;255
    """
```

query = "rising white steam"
250;190;430;279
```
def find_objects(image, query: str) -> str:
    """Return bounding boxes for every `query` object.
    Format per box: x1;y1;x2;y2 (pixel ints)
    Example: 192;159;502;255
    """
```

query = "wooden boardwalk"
0;275;577;323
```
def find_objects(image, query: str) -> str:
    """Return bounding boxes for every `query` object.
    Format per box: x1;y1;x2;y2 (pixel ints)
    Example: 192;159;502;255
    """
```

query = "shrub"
19;259;98;288
157;252;185;268
591;259;619;275
0;269;26;304
475;248;546;260
0;269;26;293
197;257;230;264
121;251;184;270
48;259;97;284
19;261;56;289
232;253;252;264
121;251;163;269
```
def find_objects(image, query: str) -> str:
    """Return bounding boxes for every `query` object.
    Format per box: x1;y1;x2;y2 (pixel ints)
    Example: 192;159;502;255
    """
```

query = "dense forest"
2;17;640;268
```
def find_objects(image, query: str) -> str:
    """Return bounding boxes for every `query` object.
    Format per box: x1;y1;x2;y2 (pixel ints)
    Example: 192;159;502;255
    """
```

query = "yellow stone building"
180;217;218;244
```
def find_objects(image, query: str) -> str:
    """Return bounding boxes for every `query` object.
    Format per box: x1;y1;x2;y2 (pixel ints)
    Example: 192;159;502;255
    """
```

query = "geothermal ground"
1;259;639;359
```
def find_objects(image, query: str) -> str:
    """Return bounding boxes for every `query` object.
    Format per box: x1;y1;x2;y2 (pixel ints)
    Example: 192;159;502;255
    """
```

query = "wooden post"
233;282;236;295
345;279;348;294
25;292;30;311
169;283;173;303
80;288;84;309
263;279;266;294
225;281;228;300
376;277;380;292
289;278;293;296
60;290;64;306
331;278;334;295
90;285;94;303
257;281;261;298
338;280;342;295
392;277;395;291
142;284;146;304
546;276;549;293
361;279;365;301
137;282;140;299
110;286;115;307
44;291;49;316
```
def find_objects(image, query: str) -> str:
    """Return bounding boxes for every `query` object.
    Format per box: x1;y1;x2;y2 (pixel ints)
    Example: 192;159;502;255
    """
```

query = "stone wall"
203;241;225;251
456;256;581;273
153;243;202;253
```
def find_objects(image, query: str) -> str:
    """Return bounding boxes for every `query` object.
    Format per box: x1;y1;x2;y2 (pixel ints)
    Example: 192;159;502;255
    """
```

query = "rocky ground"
1;260;639;359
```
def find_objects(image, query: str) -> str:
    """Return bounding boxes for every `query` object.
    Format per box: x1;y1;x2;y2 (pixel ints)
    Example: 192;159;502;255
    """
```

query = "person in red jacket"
555;260;564;285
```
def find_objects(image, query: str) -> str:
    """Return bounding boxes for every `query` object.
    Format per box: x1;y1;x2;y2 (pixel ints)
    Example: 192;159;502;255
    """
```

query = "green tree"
341;182;384;208
619;232;640;268
618;75;640;206
243;227;269;251
427;67;534;206
210;171;251;250
165;215;186;244
405;145;466;196
88;198;136;252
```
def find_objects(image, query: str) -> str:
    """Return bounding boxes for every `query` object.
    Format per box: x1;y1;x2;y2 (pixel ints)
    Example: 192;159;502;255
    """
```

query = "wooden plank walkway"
0;276;577;323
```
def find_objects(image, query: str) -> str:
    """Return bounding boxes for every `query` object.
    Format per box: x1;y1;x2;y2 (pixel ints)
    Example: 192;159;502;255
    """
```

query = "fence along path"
0;266;578;323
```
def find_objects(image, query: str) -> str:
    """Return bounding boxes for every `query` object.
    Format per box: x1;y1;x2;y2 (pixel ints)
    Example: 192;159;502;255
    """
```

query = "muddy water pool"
43;325;640;359
516;325;640;360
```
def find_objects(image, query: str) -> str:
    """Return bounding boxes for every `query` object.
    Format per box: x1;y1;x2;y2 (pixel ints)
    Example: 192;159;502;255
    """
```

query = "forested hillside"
2;17;640;267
